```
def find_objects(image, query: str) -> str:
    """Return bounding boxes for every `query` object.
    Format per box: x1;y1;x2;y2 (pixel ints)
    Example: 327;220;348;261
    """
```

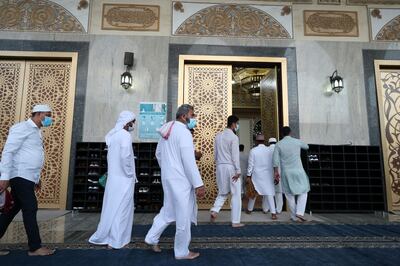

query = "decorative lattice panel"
0;61;24;159
184;65;232;209
22;61;73;208
260;68;279;141
378;70;400;210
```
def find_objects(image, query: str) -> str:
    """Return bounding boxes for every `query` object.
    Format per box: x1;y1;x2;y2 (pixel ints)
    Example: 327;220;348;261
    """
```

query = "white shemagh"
157;121;175;139
105;111;136;145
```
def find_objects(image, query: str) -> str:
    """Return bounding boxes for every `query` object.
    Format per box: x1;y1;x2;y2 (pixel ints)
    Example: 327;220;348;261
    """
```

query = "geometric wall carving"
250;0;312;3
348;0;400;4
304;10;359;37
376;15;400;41
370;8;400;41
0;0;85;32
101;4;160;31
318;0;341;4
174;4;291;38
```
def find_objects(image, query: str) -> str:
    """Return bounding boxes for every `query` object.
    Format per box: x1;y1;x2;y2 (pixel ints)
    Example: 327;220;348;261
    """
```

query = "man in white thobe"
210;115;244;227
273;126;310;222
0;104;55;256
89;111;137;249
145;104;205;260
268;138;284;213
246;135;277;220
239;144;248;196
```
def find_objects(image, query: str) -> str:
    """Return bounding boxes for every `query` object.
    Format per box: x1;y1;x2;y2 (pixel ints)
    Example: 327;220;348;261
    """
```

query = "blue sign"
139;102;167;140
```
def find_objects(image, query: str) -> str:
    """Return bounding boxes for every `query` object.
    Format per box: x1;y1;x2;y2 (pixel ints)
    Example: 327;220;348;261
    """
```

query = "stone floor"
1;210;399;246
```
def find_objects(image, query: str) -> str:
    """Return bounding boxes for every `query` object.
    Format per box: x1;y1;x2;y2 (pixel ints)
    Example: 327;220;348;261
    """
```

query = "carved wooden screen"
375;63;400;211
0;61;25;158
19;61;75;209
184;64;232;209
260;67;279;141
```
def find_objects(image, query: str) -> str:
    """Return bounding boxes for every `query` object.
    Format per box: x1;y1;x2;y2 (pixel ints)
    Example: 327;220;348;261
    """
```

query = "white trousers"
144;208;191;258
247;195;276;214
285;193;308;220
275;192;283;213
210;178;242;224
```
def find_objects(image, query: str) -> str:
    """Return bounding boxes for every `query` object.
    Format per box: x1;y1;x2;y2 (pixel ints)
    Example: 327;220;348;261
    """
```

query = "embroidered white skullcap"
32;104;52;113
268;137;277;143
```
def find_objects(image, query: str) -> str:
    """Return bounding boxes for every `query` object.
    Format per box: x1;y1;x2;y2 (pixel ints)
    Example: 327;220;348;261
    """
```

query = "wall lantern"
121;52;134;89
330;70;343;93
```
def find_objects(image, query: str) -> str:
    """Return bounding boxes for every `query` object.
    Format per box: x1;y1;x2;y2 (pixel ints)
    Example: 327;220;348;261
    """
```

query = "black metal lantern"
121;52;134;89
120;71;132;89
330;70;343;93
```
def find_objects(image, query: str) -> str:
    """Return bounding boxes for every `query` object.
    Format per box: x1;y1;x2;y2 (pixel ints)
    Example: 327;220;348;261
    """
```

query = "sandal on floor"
296;215;307;222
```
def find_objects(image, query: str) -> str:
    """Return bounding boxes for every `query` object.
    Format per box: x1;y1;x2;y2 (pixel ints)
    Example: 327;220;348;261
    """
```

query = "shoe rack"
302;145;386;212
72;142;162;212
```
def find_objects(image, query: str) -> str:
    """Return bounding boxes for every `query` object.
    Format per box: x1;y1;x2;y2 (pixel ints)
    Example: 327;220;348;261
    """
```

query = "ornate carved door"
0;60;76;209
0;61;25;155
183;64;232;209
375;61;400;211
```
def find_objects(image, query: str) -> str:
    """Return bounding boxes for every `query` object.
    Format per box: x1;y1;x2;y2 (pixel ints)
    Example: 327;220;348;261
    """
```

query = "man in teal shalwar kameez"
272;126;310;222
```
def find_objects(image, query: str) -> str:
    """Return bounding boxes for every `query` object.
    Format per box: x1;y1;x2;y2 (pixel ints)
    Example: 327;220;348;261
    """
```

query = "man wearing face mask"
0;104;55;256
210;115;244;227
145;104;205;260
89;111;137;249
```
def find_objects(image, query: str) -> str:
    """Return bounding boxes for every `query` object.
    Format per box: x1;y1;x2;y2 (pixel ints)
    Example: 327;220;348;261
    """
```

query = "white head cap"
32;104;52;113
268;137;277;144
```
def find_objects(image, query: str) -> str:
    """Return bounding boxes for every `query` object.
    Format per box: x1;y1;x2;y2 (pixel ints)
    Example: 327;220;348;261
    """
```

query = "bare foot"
28;247;55;256
271;214;278;220
0;250;10;256
232;223;245;228
210;211;217;223
146;243;161;253
175;251;200;260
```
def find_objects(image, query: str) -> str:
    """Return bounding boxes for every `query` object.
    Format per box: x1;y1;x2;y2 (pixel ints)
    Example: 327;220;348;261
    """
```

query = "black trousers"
0;177;42;251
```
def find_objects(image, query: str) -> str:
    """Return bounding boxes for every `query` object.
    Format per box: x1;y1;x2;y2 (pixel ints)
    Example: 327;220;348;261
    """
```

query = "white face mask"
128;124;135;132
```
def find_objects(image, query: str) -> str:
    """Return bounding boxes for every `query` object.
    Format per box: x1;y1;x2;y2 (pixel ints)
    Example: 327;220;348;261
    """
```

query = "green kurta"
272;136;310;195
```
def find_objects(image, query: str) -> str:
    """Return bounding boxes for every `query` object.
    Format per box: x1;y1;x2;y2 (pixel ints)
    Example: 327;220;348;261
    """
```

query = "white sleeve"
231;137;241;175
247;150;254;177
180;132;203;188
155;141;162;166
1;124;29;180
120;134;134;178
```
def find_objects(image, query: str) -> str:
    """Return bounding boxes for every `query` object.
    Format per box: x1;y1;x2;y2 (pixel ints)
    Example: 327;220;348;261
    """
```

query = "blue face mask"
187;118;197;129
41;116;53;127
235;124;240;132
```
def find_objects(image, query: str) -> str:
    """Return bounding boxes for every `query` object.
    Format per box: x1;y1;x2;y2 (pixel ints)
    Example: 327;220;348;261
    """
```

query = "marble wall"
82;35;169;142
